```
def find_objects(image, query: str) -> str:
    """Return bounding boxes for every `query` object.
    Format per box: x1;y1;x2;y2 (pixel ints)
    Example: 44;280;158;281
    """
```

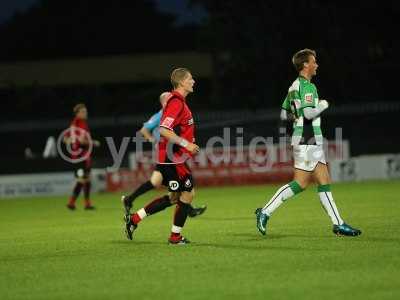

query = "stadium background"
0;1;400;299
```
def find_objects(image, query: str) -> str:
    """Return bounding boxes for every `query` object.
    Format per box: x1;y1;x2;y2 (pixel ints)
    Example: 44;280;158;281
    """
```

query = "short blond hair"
292;49;316;72
170;68;191;89
73;103;86;115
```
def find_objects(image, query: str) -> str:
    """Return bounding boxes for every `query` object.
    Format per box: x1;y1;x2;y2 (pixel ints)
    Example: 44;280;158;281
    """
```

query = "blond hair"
170;68;191;89
292;49;316;72
73;103;86;115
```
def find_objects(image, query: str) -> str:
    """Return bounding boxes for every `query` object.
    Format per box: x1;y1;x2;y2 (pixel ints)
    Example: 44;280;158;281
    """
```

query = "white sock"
318;191;344;225
137;208;147;220
262;184;294;216
171;225;182;234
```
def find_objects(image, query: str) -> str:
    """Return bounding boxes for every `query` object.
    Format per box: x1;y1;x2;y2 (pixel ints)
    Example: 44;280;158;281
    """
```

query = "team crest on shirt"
305;93;313;104
185;178;192;188
161;117;175;128
188;118;194;126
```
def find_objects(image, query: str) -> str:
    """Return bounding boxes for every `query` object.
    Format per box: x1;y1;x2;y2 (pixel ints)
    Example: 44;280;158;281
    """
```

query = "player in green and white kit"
255;49;361;237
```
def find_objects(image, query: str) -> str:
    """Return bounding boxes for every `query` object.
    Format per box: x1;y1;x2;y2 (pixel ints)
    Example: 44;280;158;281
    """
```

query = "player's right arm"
280;94;297;121
63;124;75;145
63;136;72;144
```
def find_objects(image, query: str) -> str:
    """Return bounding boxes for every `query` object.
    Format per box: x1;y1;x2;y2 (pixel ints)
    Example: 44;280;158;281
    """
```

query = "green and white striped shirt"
282;76;323;145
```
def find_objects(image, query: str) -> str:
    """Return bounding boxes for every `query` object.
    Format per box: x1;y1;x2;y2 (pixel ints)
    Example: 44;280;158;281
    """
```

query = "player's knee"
296;179;309;190
293;175;308;189
293;170;312;190
315;163;331;185
150;171;163;187
77;178;87;184
151;180;162;188
323;171;331;184
318;174;331;185
150;178;161;187
150;179;162;188
169;192;180;204
180;191;194;204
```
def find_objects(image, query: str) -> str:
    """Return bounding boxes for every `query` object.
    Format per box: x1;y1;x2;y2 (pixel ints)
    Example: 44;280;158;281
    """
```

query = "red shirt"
158;91;195;164
65;117;92;163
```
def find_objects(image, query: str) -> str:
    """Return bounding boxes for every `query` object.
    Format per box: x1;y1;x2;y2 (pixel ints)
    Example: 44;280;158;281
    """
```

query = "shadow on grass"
192;242;326;252
332;236;400;243
109;237;319;251
230;233;330;240
232;233;400;243
109;239;166;246
201;217;253;221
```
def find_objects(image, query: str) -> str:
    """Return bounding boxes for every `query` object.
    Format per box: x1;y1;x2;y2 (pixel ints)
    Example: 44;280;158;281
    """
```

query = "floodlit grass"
1;180;399;299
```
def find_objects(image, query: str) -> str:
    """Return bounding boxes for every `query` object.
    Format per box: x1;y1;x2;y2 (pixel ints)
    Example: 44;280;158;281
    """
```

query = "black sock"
126;181;154;205
72;182;83;199
173;201;192;228
144;195;173;215
83;181;91;200
188;204;194;214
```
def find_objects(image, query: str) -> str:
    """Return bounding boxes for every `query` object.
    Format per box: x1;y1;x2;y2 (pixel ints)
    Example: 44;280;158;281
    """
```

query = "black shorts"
74;161;91;179
155;163;194;192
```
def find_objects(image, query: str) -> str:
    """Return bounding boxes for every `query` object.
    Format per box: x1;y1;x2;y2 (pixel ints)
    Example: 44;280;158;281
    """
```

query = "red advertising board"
106;141;349;192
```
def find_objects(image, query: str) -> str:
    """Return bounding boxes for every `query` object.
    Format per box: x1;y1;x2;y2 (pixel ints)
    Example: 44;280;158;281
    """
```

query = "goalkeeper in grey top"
255;49;361;237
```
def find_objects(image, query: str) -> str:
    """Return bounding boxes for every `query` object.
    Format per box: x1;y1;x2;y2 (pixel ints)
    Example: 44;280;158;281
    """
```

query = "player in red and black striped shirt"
64;104;99;210
120;92;206;217
125;68;200;245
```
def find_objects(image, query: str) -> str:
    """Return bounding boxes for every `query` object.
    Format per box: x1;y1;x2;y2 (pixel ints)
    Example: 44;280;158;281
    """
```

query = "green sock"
289;181;304;195
317;184;331;192
262;181;304;216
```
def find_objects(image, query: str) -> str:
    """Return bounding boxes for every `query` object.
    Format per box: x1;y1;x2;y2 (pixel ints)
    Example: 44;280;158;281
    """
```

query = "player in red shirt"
120;92;206;218
64;103;99;210
124;68;200;245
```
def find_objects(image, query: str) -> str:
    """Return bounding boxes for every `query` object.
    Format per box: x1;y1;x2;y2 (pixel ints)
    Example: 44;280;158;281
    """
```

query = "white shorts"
293;145;326;172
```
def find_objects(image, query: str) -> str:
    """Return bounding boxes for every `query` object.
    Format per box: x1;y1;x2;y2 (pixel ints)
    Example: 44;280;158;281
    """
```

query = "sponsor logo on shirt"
305;93;313;104
161;117;175;128
169;180;180;191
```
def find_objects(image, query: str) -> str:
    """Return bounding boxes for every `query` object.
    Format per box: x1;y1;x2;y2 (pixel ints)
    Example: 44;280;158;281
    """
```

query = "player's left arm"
159;99;199;155
303;100;329;120
77;135;101;147
159;127;199;155
301;86;329;120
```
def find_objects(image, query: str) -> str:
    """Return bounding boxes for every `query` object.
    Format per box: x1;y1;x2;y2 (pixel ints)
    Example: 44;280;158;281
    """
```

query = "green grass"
1;180;400;300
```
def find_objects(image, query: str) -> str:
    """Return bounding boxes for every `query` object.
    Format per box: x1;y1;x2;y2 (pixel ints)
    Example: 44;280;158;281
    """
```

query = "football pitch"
1;180;399;300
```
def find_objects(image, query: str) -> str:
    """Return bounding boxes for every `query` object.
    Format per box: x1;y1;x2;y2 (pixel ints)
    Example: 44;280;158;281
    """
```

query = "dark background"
0;0;399;169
